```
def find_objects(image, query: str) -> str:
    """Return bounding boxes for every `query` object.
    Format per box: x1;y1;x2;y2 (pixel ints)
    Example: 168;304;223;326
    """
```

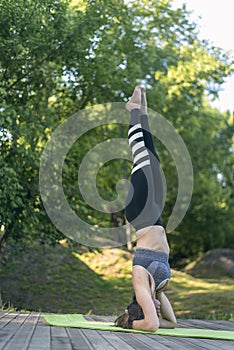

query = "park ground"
0;241;233;320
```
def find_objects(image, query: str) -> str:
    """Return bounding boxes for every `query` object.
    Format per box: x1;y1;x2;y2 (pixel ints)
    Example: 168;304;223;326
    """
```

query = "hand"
153;297;161;317
155;292;177;328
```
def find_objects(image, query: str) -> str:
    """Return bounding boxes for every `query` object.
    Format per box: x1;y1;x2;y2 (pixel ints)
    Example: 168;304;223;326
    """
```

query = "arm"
132;288;159;332
132;267;159;332
156;292;177;328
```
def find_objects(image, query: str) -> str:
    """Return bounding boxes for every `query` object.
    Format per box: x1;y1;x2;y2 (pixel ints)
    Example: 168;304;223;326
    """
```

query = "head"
114;295;144;329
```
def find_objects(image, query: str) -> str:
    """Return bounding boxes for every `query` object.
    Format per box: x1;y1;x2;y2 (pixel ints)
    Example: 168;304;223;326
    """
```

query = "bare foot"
126;86;141;112
141;87;147;115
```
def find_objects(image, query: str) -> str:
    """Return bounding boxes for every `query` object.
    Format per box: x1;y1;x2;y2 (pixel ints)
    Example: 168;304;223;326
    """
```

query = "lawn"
76;248;234;320
0;242;233;320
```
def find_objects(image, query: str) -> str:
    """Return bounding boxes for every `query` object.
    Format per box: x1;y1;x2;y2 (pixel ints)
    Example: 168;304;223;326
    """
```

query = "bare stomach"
135;225;170;255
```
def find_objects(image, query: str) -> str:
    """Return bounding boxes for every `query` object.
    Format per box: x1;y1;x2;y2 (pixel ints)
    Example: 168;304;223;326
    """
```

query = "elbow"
149;324;159;332
146;320;160;332
169;319;177;329
133;319;159;332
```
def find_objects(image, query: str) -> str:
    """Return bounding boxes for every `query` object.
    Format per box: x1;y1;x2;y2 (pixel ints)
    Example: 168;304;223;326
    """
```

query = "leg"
125;107;163;230
140;87;164;225
140;114;164;226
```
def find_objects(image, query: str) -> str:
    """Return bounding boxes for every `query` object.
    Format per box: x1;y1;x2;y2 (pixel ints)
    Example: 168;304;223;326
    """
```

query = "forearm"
132;317;159;332
159;317;176;328
157;293;177;328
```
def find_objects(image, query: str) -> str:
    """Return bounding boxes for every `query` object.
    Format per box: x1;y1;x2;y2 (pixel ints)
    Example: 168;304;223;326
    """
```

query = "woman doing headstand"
115;86;177;332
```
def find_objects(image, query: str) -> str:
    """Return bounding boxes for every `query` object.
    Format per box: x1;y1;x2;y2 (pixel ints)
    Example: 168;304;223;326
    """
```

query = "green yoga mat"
43;314;234;340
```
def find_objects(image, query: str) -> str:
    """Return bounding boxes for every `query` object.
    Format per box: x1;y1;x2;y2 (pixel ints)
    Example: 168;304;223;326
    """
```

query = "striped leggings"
125;109;164;231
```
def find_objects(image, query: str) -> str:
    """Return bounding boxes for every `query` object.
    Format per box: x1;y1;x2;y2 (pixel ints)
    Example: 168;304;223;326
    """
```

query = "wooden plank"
116;332;159;350
178;319;234;331
0;312;19;329
0;312;233;350
70;317;234;350
149;334;213;350
177;337;234;350
194;319;232;330
97;330;135;350
80;329;116;350
147;334;198;350
177;319;209;329
208;320;234;331
28;315;51;350
51;326;73;350
67;328;93;350
0;311;9;320
3;313;40;350
0;313;29;350
161;336;222;350
178;320;234;331
220;341;234;350
134;333;175;350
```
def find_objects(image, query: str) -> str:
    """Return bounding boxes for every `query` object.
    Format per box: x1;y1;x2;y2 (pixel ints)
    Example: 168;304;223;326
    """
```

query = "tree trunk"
0;229;11;262
125;220;133;250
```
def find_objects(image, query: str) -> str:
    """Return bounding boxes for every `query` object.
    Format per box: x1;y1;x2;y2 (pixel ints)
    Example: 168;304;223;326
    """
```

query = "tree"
0;0;233;261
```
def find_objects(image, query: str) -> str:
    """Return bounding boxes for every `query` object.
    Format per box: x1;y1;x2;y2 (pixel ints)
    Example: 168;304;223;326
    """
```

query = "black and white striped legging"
125;109;164;231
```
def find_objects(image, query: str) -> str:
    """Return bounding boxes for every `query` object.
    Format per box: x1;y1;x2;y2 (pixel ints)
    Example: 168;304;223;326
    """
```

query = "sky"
172;0;234;112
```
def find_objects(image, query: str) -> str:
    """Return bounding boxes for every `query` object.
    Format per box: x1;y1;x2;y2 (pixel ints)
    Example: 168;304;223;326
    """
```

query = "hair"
114;295;144;329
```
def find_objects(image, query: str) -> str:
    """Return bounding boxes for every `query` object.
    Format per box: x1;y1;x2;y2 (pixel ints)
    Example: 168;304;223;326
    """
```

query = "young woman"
115;86;177;332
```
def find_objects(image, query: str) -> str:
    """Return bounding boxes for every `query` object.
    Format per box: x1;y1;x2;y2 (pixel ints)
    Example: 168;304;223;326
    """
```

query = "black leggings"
125;109;164;231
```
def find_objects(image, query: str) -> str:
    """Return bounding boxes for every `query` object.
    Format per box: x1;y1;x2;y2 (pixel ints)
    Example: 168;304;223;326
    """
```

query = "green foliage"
0;0;233;261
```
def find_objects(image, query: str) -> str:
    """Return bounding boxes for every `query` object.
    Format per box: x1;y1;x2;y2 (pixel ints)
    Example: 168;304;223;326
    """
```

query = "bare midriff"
135;225;170;255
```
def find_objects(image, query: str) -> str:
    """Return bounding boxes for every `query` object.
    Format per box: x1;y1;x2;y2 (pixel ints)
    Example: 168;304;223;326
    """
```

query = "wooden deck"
0;312;233;350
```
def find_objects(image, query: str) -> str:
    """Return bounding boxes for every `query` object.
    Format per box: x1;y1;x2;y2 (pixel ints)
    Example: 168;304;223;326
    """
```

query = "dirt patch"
184;249;234;279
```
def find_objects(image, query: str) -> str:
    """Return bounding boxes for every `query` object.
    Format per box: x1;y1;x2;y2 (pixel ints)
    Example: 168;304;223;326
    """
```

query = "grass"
75;248;234;320
169;269;234;320
0;241;233;320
